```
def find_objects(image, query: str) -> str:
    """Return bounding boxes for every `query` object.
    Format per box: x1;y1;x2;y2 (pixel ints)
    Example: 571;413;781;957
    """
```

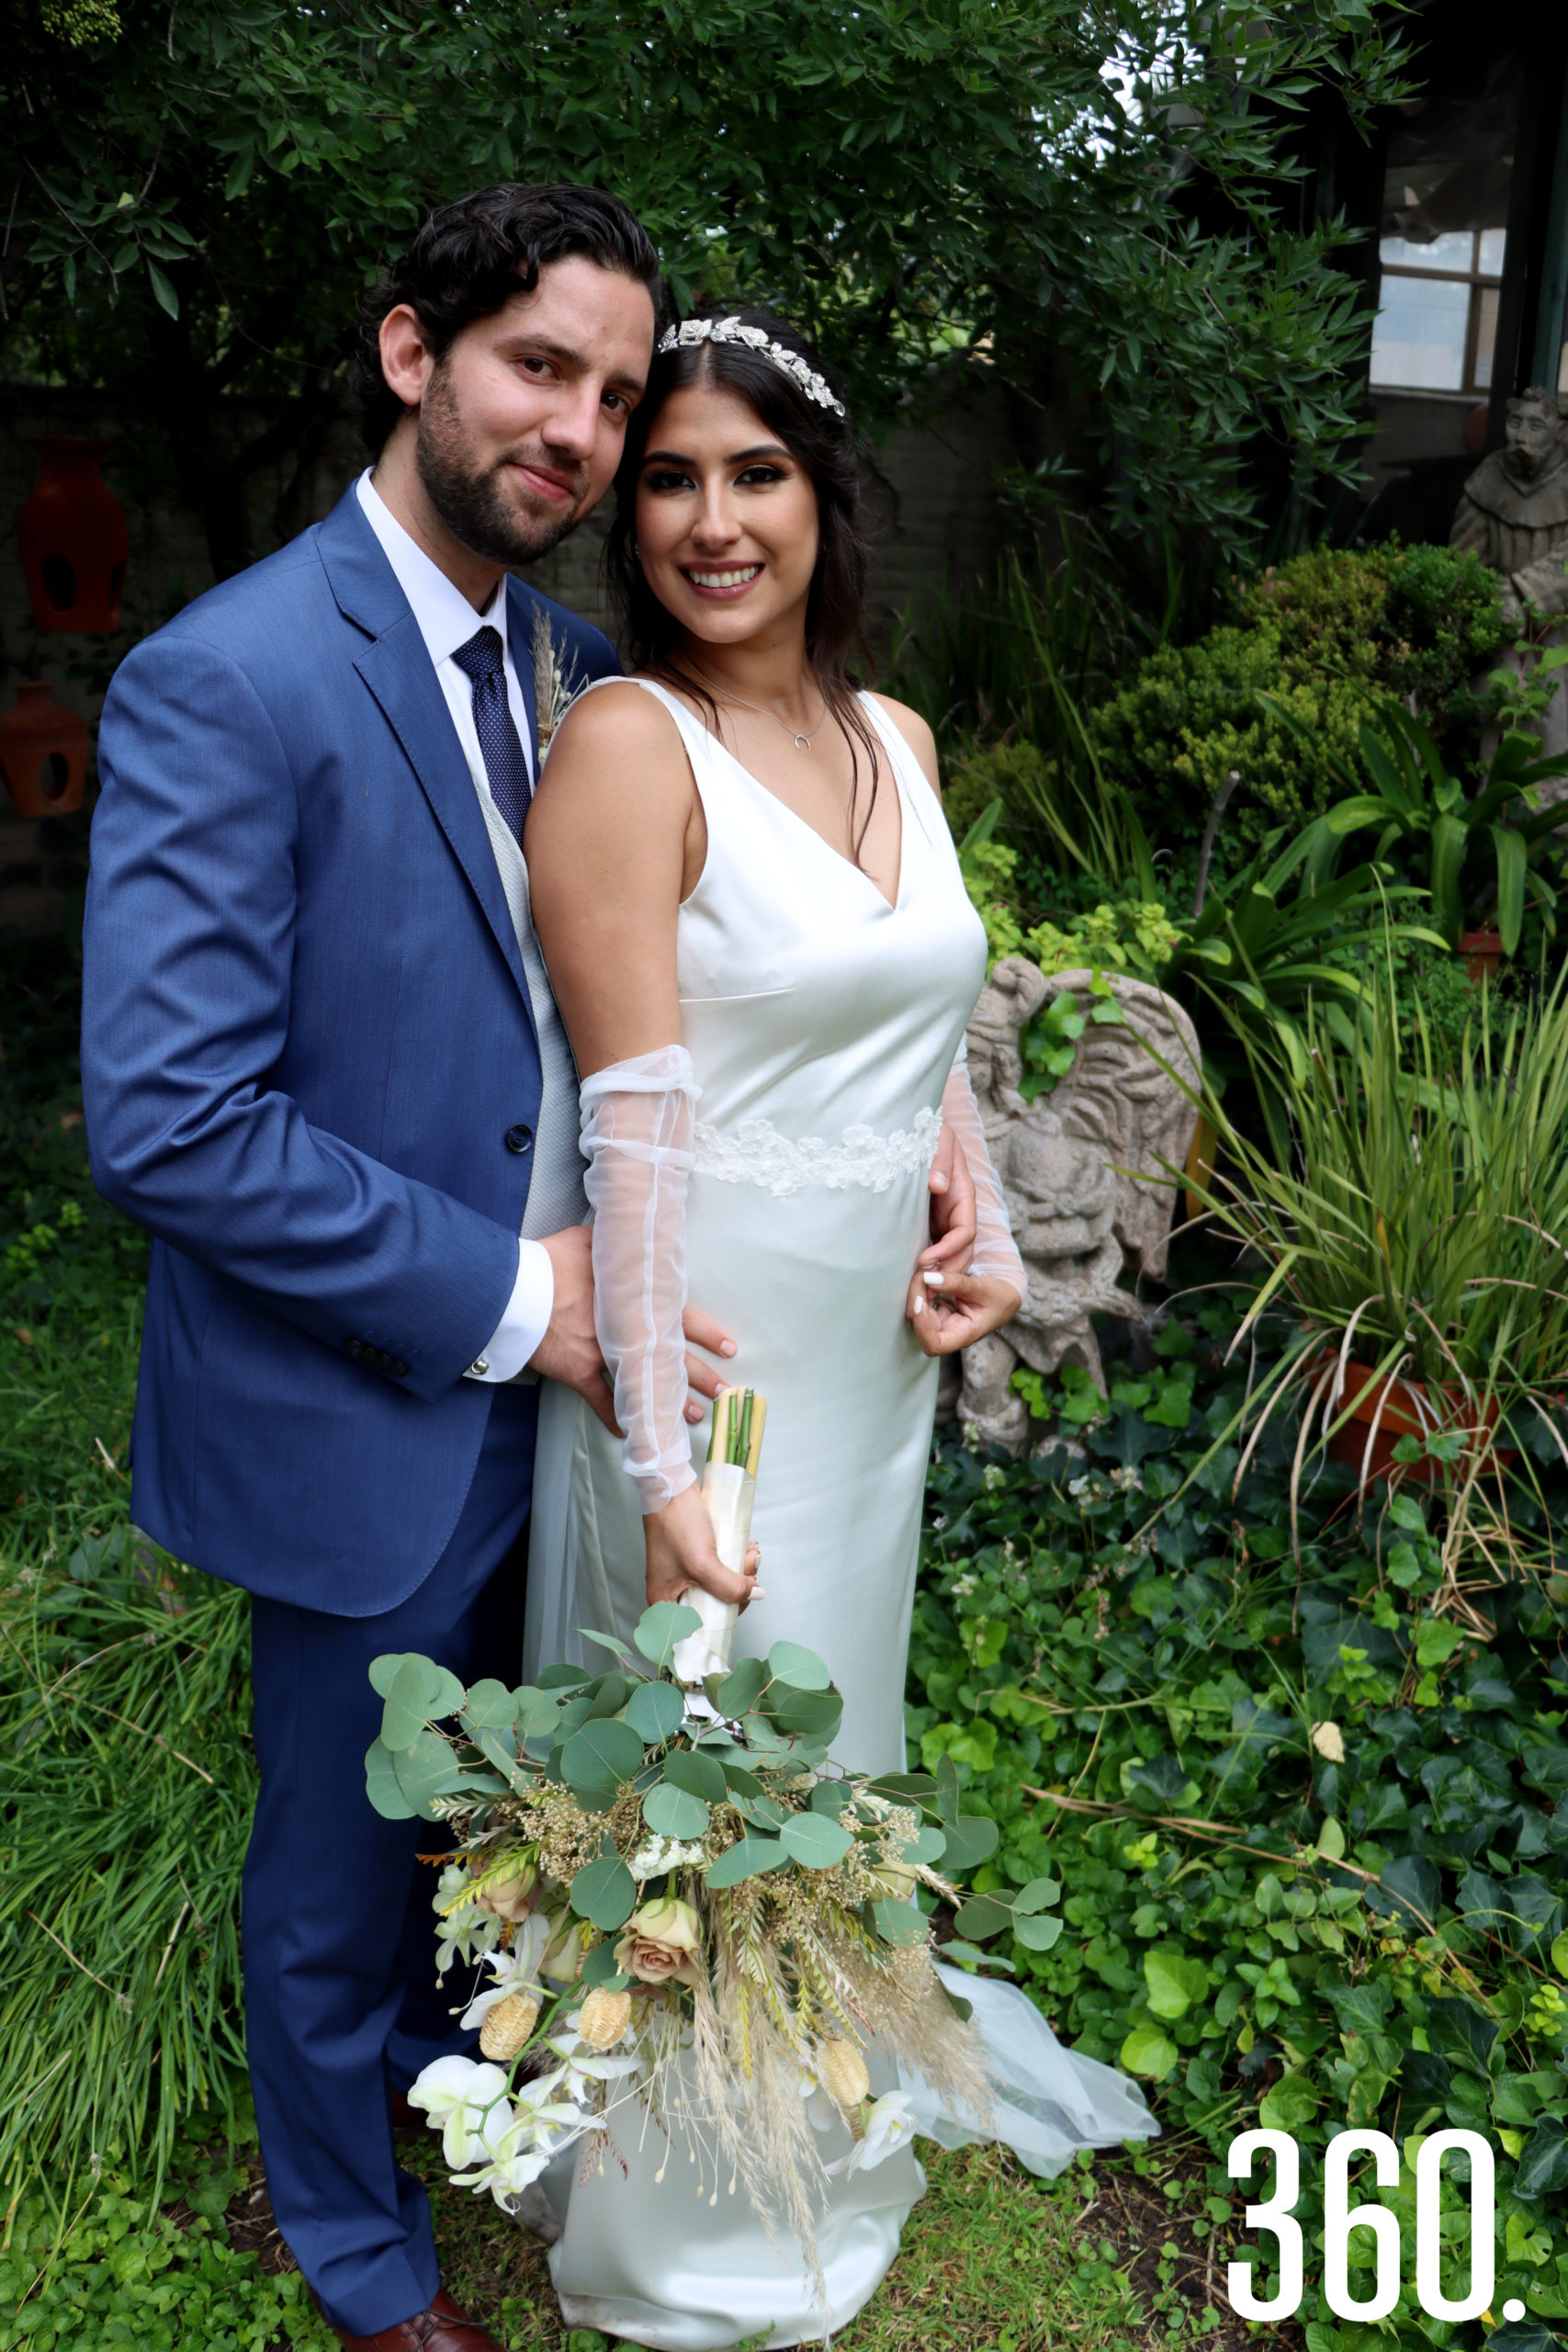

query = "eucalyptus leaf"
705;1836;789;1888
953;1893;1012;1941
368;1651;421;1700
1012;1876;1061;1916
780;1813;854;1869
719;1762;763;1799
381;1656;434;1751
560;1716;646;1793
390;1729;468;1817
584;1671;634;1722
462;1678;517;1730
634;1601;703;1668
579;1628;643;1670
808;1780;852;1818
767;1640;830;1691
537;1663;593;1691
765;1686;843;1739
570;1851;637;1931
664;1749;728;1803
514;1686;563;1739
901;1826;947;1867
625;1679;685;1744
716;1657;768;1716
940;1939;1015;1973
643;1781;710;1839
364;1736;417;1820
872;1899;929;1947
939;1815;1000;1873
581;1941;635;1993
1013;1913;1064;1952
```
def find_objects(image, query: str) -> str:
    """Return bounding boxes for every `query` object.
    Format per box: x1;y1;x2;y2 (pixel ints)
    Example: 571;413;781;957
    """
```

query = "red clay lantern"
0;684;89;817
17;437;129;633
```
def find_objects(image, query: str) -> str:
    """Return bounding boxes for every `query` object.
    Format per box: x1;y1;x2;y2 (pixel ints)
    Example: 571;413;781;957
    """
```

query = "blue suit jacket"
81;487;618;1614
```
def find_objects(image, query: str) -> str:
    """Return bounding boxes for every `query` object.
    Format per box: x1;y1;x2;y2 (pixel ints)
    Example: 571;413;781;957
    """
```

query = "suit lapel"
316;492;536;1034
355;613;536;1031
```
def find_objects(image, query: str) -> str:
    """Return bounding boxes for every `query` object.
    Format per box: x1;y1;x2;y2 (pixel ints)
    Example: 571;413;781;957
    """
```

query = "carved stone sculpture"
1452;386;1568;767
1451;387;1568;620
957;958;1201;1451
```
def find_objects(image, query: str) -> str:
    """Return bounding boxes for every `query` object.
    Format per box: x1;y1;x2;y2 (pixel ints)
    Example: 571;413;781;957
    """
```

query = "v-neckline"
687;695;907;912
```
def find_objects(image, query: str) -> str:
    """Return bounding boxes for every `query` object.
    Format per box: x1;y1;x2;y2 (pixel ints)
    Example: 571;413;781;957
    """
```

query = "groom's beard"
415;368;590;566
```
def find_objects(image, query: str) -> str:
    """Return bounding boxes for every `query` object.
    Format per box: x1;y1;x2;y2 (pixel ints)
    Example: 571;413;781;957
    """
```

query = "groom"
81;184;716;2351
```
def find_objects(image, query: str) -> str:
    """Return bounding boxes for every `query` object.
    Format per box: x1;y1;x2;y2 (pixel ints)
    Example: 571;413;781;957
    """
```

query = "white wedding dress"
524;684;1155;2347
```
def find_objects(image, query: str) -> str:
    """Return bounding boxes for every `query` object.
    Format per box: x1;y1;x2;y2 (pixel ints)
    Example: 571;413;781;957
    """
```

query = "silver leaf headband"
656;315;847;418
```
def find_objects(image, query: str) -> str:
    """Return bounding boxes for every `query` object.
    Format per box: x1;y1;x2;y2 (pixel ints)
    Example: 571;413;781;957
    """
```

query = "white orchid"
457;1912;550;2030
452;2138;554;2211
798;2073;840;2135
432;1862;501;1977
826;2092;917;2177
407;2054;513;2169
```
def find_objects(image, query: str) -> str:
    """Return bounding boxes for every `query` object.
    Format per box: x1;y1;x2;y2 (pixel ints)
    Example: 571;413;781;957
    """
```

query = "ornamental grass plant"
1197;951;1568;1592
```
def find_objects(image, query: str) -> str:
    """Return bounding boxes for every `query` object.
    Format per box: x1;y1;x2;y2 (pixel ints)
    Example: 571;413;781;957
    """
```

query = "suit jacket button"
344;1338;364;1359
505;1123;534;1155
389;1358;409;1378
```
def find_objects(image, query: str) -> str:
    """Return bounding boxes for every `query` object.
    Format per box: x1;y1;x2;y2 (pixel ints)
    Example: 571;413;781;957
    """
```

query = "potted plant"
1193;950;1568;1519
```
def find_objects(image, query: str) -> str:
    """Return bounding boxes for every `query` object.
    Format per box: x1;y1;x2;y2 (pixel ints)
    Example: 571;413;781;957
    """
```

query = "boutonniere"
529;607;584;763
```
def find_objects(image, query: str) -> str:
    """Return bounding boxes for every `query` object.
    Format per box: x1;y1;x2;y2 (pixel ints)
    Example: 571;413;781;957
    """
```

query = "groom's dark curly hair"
349;182;663;452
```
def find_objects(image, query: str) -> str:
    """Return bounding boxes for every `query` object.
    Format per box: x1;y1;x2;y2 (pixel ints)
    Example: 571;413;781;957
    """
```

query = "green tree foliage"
3;0;1408;577
1092;544;1511;842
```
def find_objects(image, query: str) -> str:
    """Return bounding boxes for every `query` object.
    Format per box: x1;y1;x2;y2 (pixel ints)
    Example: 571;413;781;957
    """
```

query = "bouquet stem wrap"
672;1386;765;1687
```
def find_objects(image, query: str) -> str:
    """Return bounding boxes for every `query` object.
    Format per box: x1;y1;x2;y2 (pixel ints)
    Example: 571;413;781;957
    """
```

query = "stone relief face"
1505;403;1563;481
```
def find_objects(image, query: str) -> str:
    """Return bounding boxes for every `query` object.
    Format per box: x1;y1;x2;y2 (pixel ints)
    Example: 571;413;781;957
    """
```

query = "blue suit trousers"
243;1384;538;2335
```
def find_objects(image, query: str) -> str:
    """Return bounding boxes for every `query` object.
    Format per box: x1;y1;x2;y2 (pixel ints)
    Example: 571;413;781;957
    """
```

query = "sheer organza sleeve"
579;1046;701;1515
941;1046;1025;1300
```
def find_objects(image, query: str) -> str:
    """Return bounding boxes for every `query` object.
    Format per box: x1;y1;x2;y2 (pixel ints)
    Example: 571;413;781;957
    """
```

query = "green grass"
405;2137;1152;2352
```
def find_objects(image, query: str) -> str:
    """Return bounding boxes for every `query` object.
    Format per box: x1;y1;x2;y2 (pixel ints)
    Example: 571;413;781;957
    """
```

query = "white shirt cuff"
465;1239;554;1383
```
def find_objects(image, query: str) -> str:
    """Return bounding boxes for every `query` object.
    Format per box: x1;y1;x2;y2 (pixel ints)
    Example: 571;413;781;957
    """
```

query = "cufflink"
468;1356;491;1378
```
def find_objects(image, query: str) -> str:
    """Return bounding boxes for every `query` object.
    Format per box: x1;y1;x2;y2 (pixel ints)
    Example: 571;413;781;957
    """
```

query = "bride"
523;303;1154;2348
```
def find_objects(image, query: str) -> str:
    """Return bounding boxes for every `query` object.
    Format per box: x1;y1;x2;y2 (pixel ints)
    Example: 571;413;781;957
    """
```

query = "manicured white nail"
930;1171;948;1192
721;1340;737;1357
912;1295;925;1314
923;1271;944;1286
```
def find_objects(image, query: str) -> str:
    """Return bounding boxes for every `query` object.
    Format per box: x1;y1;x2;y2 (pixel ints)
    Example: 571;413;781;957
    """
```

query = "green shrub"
1090;543;1511;843
0;2178;333;2350
913;1315;1568;2351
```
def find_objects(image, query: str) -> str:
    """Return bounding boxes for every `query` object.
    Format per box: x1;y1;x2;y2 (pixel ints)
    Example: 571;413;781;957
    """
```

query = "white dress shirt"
355;469;578;1383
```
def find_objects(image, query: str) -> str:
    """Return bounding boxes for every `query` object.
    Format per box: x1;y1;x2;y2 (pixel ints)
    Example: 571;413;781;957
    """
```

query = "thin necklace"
683;660;825;752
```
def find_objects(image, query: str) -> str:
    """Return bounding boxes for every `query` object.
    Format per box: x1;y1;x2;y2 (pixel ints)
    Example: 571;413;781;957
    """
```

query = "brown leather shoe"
333;2289;503;2350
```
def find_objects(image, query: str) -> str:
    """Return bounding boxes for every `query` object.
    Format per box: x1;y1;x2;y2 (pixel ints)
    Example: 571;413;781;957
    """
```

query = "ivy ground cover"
910;1314;1568;2352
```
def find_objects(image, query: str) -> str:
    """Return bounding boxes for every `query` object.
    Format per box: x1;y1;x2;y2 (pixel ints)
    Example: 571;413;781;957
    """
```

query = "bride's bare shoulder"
864;692;940;794
535;677;693;804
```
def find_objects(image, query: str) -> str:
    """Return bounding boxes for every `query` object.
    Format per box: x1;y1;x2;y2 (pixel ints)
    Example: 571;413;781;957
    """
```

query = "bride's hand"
908;1132;977;1328
908;1269;1022;1358
644;1480;761;1611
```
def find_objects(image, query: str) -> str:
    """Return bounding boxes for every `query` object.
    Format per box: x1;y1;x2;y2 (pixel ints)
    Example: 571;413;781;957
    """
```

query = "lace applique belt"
693;1105;942;1198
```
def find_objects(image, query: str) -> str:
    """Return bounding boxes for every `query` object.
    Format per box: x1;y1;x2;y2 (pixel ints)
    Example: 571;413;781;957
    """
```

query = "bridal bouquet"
363;1601;1059;2278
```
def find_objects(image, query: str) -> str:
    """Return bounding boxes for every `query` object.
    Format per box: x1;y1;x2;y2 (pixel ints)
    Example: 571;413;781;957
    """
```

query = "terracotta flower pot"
1459;929;1505;986
1319;1356;1513;1486
0;684;89;818
17;437;129;634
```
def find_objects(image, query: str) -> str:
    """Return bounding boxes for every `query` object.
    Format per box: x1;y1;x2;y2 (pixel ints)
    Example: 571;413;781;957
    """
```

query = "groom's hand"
529;1226;619;1432
528;1231;739;1435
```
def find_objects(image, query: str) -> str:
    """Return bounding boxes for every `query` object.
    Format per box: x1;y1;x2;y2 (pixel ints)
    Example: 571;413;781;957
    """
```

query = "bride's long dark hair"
603;301;882;859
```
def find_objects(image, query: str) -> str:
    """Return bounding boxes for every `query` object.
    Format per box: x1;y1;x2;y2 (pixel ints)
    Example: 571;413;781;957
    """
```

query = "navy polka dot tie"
453;625;532;844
